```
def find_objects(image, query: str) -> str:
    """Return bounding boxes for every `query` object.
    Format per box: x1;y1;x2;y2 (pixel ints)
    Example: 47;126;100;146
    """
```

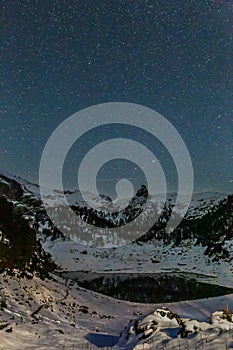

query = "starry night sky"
1;0;233;195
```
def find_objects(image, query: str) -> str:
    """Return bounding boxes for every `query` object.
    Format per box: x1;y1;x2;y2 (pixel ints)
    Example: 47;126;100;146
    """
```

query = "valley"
0;170;232;349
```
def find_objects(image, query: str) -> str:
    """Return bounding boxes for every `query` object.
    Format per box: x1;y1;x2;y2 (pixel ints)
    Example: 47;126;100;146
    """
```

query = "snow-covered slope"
0;170;233;349
0;270;233;349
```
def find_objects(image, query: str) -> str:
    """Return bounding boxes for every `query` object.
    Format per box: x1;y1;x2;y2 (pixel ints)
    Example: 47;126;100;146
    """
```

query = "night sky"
1;0;233;195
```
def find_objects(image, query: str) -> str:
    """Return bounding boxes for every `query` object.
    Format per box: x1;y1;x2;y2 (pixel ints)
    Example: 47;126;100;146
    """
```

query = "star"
0;0;232;194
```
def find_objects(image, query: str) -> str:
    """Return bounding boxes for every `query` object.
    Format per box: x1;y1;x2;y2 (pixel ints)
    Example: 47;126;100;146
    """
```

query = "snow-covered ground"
0;234;232;349
1;170;233;349
0;267;233;349
43;237;233;288
118;306;233;349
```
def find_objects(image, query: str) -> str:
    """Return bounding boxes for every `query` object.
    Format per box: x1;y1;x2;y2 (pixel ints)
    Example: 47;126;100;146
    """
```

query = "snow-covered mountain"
0;169;227;217
0;169;230;247
0;170;233;349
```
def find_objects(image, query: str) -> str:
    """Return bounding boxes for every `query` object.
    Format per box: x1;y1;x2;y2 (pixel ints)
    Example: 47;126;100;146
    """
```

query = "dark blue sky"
1;0;232;194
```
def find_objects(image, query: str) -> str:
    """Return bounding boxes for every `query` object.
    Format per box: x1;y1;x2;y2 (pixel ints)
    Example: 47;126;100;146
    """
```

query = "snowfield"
42;236;233;288
0;270;233;349
0;234;233;349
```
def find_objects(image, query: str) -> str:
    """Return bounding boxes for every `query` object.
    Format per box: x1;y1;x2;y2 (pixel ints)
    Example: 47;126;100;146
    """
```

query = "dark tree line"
138;195;233;260
0;196;55;276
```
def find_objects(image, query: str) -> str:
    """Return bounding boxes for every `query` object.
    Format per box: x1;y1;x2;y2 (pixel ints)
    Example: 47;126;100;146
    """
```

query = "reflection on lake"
61;271;233;303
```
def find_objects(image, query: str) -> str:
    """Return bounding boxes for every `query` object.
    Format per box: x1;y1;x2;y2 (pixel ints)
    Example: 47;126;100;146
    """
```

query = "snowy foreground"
0;237;233;349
